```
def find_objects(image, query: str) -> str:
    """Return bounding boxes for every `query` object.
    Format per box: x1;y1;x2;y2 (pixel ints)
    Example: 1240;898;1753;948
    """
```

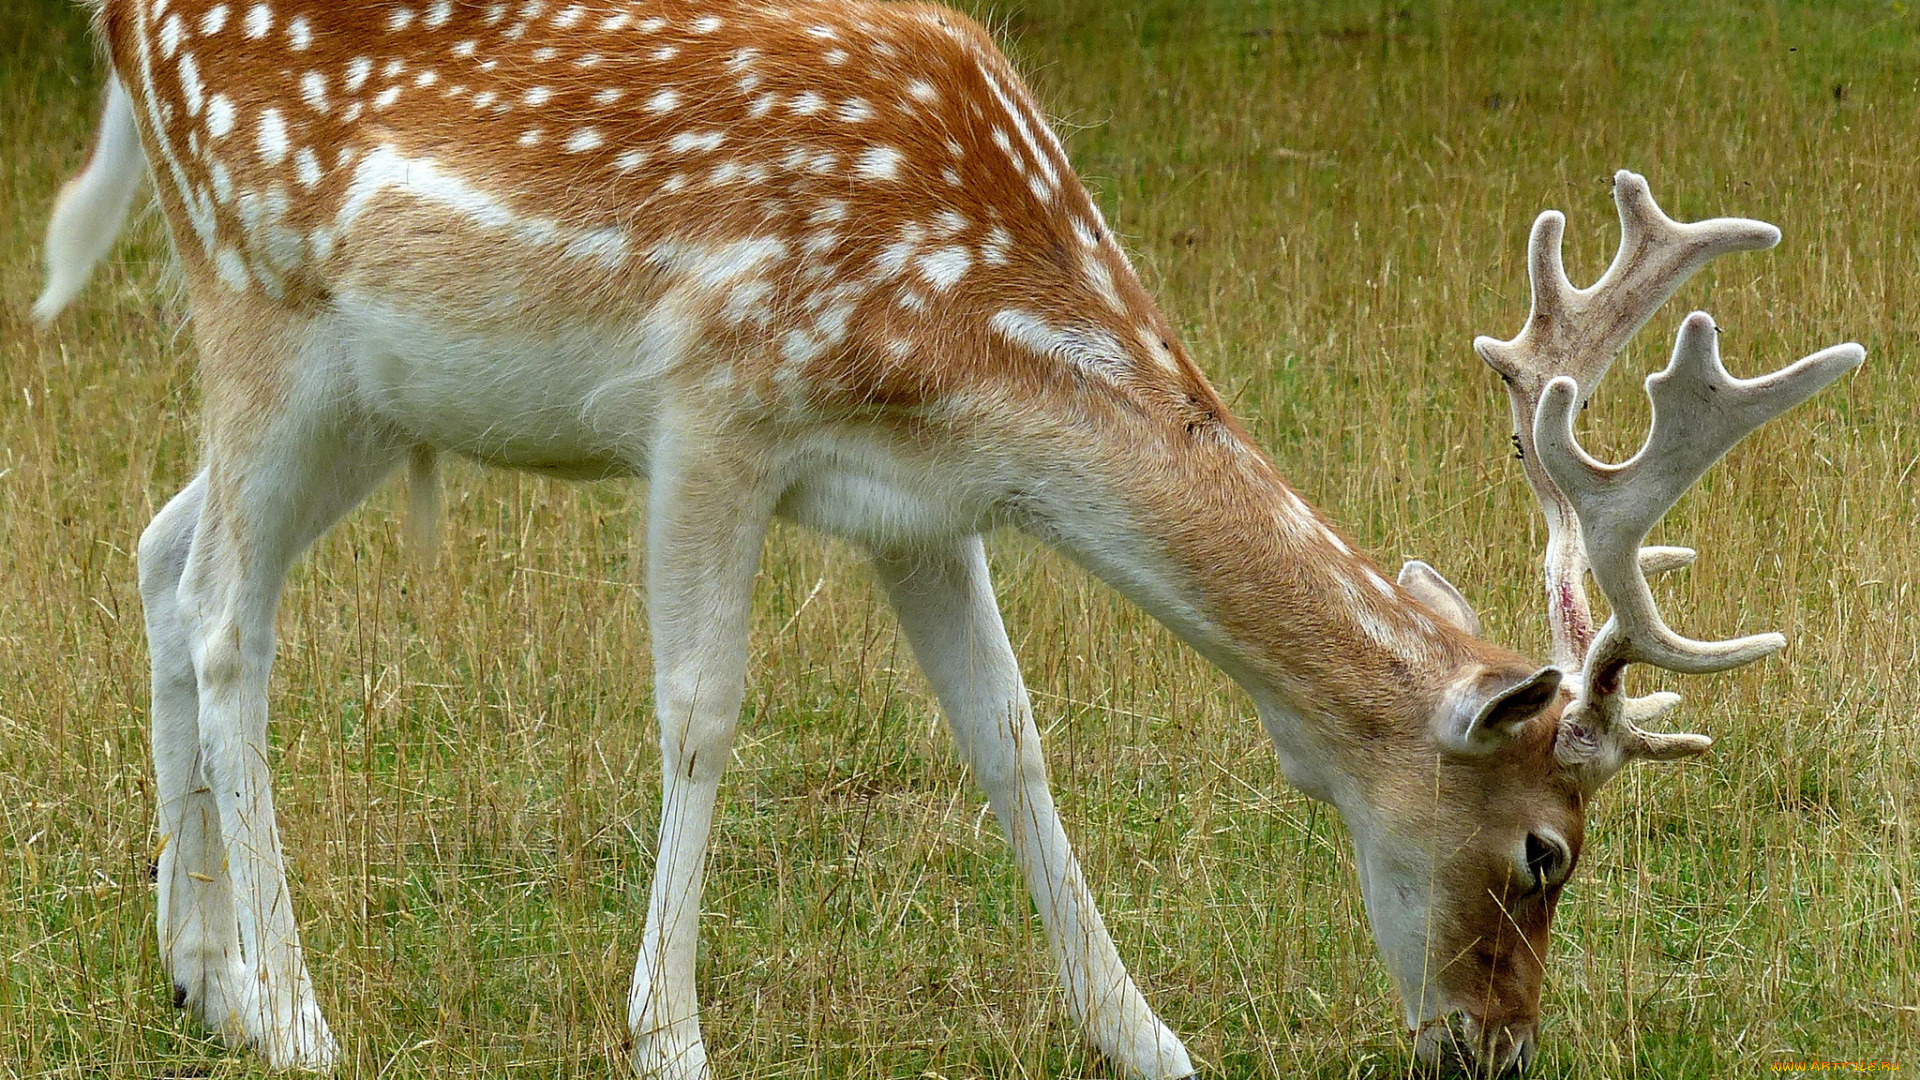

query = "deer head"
1339;172;1861;1075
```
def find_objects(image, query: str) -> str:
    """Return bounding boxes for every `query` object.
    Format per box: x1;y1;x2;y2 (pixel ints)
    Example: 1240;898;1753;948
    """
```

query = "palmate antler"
1476;171;1863;785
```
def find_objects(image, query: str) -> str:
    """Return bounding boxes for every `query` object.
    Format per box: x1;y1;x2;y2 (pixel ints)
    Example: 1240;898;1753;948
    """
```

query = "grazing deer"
37;0;1860;1075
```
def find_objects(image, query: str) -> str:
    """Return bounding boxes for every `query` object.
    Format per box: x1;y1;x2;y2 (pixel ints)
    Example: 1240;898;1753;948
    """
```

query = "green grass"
2;0;1915;1076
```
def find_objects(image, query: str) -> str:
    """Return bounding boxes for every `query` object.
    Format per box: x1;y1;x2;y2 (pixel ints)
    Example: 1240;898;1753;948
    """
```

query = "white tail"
34;76;145;324
49;5;1859;1079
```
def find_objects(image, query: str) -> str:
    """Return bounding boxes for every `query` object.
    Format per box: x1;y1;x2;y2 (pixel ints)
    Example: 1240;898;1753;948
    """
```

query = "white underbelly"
320;298;1010;548
328;297;671;477
777;432;1003;549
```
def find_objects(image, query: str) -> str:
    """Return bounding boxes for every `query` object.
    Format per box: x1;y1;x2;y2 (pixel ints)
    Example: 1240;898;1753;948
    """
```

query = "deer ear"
1398;560;1481;636
1438;665;1562;755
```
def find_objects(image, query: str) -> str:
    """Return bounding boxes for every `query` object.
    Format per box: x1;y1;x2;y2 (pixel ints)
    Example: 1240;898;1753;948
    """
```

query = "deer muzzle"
1413;1012;1536;1077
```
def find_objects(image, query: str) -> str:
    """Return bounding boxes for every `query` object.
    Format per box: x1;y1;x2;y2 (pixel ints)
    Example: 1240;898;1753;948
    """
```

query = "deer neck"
1004;403;1478;801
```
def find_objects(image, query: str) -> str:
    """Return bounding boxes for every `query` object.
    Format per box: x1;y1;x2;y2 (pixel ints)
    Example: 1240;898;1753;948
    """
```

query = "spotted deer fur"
37;1;1860;1077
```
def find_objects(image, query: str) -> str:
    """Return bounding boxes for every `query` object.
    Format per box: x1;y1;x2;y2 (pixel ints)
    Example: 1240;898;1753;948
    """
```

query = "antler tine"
1476;171;1782;398
1536;311;1864;773
1472;171;1784;674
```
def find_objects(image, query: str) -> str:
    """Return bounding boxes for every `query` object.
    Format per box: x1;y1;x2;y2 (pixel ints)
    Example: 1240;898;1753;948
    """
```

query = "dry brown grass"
2;1;1914;1076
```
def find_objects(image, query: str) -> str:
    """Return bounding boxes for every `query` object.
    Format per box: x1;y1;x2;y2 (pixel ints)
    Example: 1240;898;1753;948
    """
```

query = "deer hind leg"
140;470;248;1025
872;536;1195;1080
628;421;776;1080
173;326;406;1070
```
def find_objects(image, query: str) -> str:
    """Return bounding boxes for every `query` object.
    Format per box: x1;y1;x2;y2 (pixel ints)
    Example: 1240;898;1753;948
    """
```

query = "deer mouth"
1412;1012;1535;1077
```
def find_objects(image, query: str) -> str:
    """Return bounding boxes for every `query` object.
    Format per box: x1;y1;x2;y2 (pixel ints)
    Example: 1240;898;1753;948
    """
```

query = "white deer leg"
628;427;774;1080
140;470;247;1025
176;395;403;1071
873;537;1194;1080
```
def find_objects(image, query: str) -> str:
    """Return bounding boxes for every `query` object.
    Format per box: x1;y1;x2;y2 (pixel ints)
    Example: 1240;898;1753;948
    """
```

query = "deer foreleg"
628;424;776;1080
873;536;1195;1080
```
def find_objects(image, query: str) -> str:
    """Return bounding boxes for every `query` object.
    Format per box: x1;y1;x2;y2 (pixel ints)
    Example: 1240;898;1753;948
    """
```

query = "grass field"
2;0;1916;1076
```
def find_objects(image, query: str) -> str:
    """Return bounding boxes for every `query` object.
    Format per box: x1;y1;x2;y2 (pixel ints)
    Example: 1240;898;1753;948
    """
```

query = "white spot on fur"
789;91;825;115
299;72;328;113
345;57;373;92
722;279;775;327
917;246;972;291
415;70;438;87
982;69;1060;192
598;11;629;30
982;224;1012;266
215;247;250;290
614;149;646;172
256;107;288;164
207;94;236;137
906;79;938;103
518;128;543;146
989;309;1055;355
693;15;722;32
855;146;904;181
424;0;451;27
523;86;553;106
453;39;477;57
178;54;204;115
286;14;311;49
565;128;603;152
668;130;725;154
552;4;585;27
374;85;402;109
1055;326;1130;378
386;6;414;31
158;13;185;57
294;147;322;187
872;222;925;279
1083;255;1126;314
592;88;623;105
243;3;271;38
647;88;679;113
198;5;229;34
837;98;873;123
652;45;678;61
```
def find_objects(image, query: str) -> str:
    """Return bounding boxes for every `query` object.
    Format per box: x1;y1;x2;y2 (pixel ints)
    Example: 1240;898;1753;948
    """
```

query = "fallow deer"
36;1;1861;1076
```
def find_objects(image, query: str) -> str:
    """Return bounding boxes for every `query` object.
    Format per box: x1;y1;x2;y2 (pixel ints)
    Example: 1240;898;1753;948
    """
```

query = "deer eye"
1524;830;1572;891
